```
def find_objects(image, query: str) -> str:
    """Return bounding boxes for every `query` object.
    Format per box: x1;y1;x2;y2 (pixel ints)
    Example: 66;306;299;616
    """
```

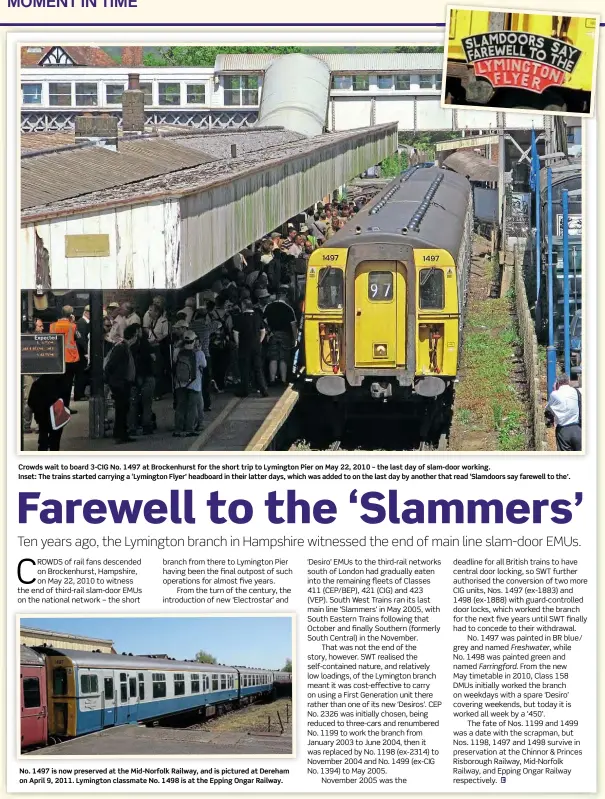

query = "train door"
117;671;139;724
21;666;47;748
101;673;116;728
354;261;406;368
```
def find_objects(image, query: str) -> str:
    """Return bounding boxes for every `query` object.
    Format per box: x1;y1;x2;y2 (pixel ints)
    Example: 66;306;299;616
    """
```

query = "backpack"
174;348;197;387
210;310;230;350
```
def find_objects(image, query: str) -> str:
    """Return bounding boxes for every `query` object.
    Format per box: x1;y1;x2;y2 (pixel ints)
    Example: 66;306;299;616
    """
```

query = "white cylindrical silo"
257;54;331;137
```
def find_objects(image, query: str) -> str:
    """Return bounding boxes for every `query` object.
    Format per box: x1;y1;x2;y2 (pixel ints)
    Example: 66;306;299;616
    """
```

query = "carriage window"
220;674;227;690
212;674;219;691
104;677;114;701
191;674;200;694
318;268;344;309
23;677;41;708
80;674;99;694
138;673;145;701
229;675;234;689
53;667;67;695
203;675;210;692
352;75;369;91
120;673;128;703
152;673;166;699
129;677;137;698
419;268;445;309
368;272;393;301
174;674;185;696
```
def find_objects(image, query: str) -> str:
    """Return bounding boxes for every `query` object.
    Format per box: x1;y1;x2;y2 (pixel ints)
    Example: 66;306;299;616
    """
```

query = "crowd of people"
23;200;363;450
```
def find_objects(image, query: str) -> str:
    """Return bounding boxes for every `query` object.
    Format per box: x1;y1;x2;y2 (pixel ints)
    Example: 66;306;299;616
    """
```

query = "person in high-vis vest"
50;305;80;411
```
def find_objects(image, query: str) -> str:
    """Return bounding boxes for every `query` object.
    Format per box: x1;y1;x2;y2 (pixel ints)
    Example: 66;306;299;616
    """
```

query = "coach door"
101;674;116;727
21;666;47;748
354;261;406;368
117;671;139;724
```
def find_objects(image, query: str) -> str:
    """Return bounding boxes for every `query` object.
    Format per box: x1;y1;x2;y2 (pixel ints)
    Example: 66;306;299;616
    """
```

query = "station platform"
25;723;293;756
22;384;294;453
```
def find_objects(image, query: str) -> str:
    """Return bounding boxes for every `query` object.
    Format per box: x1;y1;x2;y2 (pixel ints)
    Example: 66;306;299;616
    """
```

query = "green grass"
454;261;528;451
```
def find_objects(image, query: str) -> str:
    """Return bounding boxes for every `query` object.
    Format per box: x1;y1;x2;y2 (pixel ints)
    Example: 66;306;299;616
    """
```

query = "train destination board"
21;334;65;375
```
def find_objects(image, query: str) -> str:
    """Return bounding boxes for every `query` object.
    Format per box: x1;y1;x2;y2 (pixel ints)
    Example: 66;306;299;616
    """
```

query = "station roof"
21;124;395;223
21;626;114;646
21;128;304;212
214;52;443;73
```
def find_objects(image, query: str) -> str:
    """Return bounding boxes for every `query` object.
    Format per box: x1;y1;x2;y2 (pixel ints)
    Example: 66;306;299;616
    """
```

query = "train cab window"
368;272;393;301
53;667;68;695
191;674;200;694
120;673;128;703
152;673;166;699
158;82;181;106
174;674;185;696
138;674;145;701
23;677;41;708
318;268;344;309
419;268;445;309
212;674;219;691
104;677;114;701
80;674;99;694
129;677;137;698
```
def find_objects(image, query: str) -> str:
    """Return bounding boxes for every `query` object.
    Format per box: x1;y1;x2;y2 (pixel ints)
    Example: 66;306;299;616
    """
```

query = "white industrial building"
20;47;548;134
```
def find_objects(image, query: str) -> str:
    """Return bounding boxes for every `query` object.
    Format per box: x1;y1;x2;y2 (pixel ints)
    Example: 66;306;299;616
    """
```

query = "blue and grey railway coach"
37;648;285;739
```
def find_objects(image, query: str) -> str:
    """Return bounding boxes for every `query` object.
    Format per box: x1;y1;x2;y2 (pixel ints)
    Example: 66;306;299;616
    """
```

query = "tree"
144;46;304;68
195;649;217;664
282;658;292;673
393;46;443;53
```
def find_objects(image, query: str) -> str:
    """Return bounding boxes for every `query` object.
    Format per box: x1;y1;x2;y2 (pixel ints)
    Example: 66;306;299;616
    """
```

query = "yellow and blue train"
301;166;472;444
28;647;291;744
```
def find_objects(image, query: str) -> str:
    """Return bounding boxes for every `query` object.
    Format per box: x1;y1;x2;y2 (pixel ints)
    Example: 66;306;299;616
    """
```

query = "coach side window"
23;677;41;708
80;674;99;694
174;673;185;696
152;673;167;699
220;674;227;690
203;675;210;693
138;673;145;701
104;677;114;701
129;676;137;698
191;674;200;694
120;673;128;703
212;674;219;691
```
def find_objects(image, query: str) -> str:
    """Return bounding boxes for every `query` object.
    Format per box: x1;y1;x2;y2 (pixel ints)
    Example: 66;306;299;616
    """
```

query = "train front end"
303;243;460;402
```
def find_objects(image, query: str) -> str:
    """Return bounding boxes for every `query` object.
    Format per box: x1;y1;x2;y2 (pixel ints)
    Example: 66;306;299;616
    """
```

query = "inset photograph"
443;8;599;114
20;616;293;756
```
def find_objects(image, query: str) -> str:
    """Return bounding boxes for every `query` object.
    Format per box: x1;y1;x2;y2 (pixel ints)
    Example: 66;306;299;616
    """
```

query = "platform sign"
21;334;65;375
557;213;582;238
